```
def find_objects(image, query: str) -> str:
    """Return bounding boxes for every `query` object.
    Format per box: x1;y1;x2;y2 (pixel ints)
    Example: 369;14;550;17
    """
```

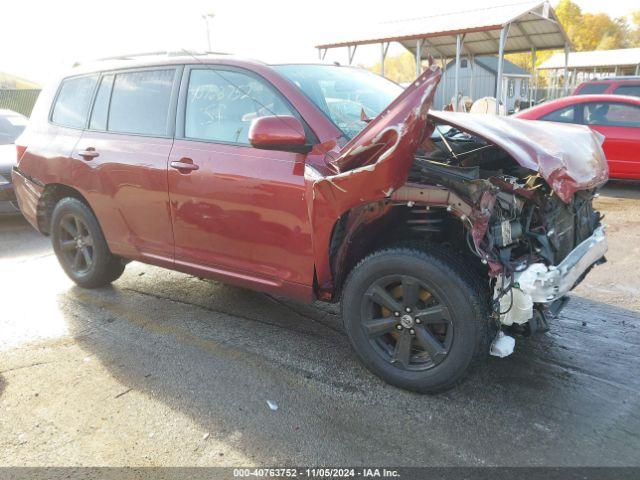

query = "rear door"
581;101;640;179
74;67;181;261
167;66;314;295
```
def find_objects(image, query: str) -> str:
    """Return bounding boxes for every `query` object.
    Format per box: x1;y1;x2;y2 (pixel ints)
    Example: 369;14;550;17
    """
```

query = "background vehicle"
573;77;640;97
12;55;608;392
515;94;640;179
0;109;28;214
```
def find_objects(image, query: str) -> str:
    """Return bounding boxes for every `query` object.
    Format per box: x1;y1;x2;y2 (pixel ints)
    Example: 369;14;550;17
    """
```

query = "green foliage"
556;0;638;51
363;51;417;84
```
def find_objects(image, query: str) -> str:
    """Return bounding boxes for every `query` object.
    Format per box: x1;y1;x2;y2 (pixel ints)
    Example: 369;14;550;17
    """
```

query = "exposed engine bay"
310;65;608;369
404;122;605;335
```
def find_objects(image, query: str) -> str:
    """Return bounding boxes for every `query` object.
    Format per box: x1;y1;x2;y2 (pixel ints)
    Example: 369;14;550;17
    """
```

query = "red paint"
308;64;442;295
248;116;306;148
573;79;640;96
515;94;640;180
432;110;609;202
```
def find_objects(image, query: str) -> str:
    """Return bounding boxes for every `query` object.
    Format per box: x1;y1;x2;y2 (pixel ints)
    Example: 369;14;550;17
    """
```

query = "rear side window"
540;105;576;123
51;75;99;128
184;69;294;145
108;69;175;136
582;102;640;127
613;85;640;98
89;74;114;130
576;83;608;95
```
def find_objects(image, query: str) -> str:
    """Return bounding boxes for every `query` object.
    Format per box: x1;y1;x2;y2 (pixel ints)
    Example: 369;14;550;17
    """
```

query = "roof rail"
73;50;230;67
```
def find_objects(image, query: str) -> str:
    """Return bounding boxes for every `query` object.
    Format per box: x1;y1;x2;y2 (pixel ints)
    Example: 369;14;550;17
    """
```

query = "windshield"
274;64;403;139
0;112;28;145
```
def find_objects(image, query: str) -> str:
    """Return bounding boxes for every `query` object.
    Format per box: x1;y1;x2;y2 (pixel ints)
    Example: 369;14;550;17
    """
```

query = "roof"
539;48;640;70
445;55;529;75
73;51;352;72
315;1;570;57
69;52;266;76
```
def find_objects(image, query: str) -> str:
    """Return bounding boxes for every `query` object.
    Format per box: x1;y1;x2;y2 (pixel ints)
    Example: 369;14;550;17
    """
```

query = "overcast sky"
2;0;636;85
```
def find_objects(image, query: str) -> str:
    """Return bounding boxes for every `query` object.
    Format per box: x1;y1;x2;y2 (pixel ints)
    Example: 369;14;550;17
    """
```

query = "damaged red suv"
13;54;609;392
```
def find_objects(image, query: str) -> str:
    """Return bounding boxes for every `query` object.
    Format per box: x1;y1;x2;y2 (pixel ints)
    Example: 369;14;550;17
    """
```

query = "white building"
539;48;640;99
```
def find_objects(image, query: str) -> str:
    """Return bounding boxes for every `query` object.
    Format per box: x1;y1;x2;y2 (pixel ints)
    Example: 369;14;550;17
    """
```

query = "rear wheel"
51;197;125;288
342;246;490;393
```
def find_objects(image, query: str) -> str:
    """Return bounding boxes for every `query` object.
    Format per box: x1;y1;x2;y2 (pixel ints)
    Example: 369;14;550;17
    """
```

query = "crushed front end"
401;112;609;337
308;63;608;345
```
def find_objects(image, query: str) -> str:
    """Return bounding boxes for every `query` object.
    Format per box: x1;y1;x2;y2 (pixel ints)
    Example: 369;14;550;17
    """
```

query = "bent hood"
316;61;441;208
427;111;609;203
325;67;607;205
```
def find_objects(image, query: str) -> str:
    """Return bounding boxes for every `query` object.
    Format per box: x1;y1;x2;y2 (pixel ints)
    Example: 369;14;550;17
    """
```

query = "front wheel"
51;197;125;288
341;246;490;393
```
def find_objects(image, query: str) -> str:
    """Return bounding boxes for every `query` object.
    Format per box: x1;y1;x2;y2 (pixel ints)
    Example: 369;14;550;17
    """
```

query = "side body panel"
167;139;314;297
163;63;343;301
591;124;640;179
72;131;175;259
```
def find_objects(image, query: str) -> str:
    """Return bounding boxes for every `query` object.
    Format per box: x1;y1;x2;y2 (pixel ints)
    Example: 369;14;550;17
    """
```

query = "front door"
167;66;314;294
581;101;640;179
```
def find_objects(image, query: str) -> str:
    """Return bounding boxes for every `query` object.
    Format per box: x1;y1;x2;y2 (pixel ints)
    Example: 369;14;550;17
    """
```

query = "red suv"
574;77;640;97
13;54;609;392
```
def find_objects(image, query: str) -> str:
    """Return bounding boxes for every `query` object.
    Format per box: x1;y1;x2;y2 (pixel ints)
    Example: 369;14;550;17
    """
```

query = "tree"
631;11;640;47
575;13;628;50
555;0;584;44
364;51;417;84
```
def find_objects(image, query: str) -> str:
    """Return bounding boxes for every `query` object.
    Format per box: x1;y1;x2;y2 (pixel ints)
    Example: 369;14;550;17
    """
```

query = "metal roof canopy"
539;48;640;70
316;1;571;113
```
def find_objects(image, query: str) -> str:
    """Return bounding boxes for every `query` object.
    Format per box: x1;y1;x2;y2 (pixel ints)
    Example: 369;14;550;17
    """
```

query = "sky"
2;0;636;85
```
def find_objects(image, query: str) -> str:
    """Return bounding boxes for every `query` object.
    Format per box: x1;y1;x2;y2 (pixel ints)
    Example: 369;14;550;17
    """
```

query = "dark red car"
13;54;609;392
515;94;640;179
573;77;640;97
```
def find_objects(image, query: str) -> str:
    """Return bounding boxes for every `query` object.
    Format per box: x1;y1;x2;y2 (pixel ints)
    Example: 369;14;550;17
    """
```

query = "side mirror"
248;116;311;154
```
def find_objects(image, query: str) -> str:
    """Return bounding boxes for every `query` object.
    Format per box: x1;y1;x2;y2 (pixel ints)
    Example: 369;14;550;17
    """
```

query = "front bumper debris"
516;225;607;303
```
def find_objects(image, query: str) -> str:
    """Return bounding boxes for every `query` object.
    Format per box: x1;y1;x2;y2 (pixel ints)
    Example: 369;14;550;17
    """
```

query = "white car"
0;109;28;214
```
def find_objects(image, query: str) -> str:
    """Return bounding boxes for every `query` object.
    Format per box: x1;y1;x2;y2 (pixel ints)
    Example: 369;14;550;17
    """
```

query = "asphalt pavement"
1;182;639;467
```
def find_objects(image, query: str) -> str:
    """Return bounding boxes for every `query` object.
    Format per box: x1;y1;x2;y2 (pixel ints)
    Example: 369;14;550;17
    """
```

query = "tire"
341;245;490;393
51;197;125;288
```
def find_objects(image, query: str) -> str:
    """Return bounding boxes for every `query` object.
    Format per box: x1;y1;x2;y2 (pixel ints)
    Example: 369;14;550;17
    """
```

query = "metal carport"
315;1;571;113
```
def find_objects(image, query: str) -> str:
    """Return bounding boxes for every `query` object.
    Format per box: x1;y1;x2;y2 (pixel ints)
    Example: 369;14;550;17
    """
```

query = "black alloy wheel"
57;213;94;275
51;197;125;288
341;246;490;393
362;275;453;371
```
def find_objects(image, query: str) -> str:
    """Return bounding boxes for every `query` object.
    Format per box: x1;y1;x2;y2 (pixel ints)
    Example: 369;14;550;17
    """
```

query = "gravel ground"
0;182;639;467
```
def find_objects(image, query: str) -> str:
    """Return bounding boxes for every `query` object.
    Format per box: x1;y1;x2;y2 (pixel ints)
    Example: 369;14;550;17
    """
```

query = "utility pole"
202;13;215;52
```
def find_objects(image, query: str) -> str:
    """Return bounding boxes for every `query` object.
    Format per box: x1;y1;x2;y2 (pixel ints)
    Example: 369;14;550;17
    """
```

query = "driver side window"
184;69;294;145
582;102;640;127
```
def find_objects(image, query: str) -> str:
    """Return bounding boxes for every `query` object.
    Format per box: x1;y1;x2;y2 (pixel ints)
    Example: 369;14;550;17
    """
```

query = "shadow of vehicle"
600;180;640;200
56;271;640;466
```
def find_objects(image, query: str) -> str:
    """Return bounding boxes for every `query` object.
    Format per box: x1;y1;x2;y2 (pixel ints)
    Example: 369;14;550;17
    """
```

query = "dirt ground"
0;181;639;467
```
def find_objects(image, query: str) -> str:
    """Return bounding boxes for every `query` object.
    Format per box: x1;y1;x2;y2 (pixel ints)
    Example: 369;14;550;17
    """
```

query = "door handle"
77;147;99;160
170;158;199;173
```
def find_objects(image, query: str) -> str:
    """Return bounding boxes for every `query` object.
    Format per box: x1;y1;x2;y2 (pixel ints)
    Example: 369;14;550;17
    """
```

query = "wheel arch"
36;183;96;235
324;199;485;302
